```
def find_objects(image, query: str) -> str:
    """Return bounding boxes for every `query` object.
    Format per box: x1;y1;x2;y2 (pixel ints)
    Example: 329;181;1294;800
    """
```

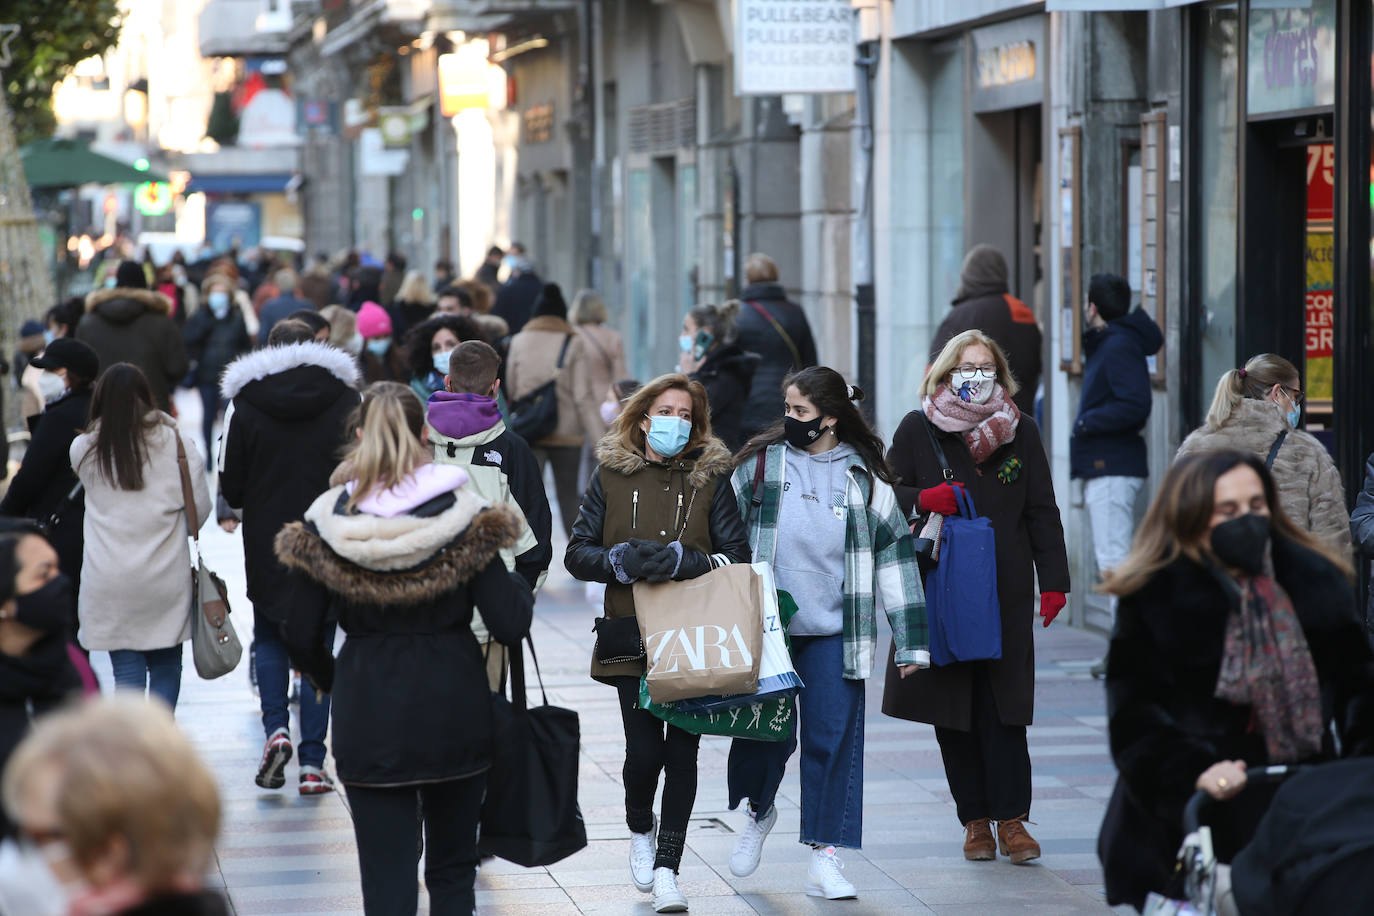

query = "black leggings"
344;775;485;916
614;675;701;872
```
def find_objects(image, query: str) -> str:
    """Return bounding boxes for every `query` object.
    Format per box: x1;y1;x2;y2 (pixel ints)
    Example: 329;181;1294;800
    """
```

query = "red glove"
918;482;965;516
1039;592;1066;628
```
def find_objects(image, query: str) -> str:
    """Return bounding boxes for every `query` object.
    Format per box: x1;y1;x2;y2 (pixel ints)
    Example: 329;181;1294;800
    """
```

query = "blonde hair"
605;373;715;459
396;270;435;306
744;253;778;285
1203;353;1299;431
320;305;356;350
569;289;608;325
920;329;1019;399
2;697;220;892
344;382;429;510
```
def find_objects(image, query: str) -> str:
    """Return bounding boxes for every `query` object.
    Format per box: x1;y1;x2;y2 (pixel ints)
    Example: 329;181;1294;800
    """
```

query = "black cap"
31;338;99;381
115;260;147;290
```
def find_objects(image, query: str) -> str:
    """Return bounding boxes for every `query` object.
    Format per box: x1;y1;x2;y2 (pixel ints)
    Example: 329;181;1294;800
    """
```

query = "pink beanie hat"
356;301;392;338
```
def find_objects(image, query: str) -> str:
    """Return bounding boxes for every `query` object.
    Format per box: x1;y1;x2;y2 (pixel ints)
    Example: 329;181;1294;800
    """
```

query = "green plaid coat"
732;444;929;680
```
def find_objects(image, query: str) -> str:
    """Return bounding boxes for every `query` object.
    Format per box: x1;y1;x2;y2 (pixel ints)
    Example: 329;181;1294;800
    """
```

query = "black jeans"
344;775;486;916
933;663;1032;825
614;675;701;872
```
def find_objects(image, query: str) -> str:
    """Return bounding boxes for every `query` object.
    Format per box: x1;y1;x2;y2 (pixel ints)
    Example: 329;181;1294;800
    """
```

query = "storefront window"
1246;0;1336;116
1198;5;1240;411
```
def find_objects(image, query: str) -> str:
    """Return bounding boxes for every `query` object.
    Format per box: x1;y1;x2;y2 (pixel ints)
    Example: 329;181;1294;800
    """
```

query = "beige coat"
72;413;212;651
1176;397;1350;553
569;322;628;444
505;315;586;447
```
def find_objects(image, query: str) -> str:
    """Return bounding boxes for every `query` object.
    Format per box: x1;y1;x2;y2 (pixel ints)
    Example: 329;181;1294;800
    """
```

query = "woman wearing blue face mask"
403;313;484;403
1177;353;1349;554
183;275;252;462
565;373;751;913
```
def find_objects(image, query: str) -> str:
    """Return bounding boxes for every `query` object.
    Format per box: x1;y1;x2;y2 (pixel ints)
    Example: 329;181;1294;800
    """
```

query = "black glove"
622;538;676;582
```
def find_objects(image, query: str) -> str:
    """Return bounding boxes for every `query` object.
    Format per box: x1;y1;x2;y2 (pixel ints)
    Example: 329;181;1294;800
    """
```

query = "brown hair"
920;328;1020;399
455;279;492;315
343;382;429;510
1102;449;1351;596
745;253;779;285
605;373;714;458
1203;353;1299;431
268;318;315;346
82;363;158;491
446;340;502;395
687;300;740;345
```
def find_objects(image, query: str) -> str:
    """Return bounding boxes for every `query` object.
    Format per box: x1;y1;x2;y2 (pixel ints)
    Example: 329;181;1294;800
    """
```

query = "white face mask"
0;838;72;916
599;400;619;425
950;372;995;405
38;371;67;405
345;332;364;356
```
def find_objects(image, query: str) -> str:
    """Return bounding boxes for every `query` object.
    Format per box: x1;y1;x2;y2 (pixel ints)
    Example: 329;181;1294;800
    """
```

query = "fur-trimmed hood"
84;287;173;322
274;484;520;606
594;435;734;491
220;340;361;400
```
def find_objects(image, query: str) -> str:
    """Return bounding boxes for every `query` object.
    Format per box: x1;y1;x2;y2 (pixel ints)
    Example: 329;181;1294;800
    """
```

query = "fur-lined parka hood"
220;340;361;399
594;435;734;491
84;286;173;321
274;483;520;606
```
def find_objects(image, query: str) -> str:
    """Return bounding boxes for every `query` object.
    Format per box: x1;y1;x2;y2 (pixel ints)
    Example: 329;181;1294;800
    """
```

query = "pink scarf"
923;384;1020;465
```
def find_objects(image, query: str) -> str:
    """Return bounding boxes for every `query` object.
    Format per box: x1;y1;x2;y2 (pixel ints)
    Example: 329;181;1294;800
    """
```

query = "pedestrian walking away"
883;329;1070;865
1070;273;1162;676
1177;353;1350;554
679;301;759;454
1096;449;1374;910
275;382;534;915
567;289;628;472
734;254;818;443
565;372;751;913
71;364;212;710
219;322;361;795
726;366;928;900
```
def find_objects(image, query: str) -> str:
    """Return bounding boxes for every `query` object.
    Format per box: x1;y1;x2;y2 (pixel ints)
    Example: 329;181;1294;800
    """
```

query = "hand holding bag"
926;485;1001;666
175;436;243;680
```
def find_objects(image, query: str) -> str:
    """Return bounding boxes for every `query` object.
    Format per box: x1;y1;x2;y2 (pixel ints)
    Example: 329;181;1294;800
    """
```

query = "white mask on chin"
951;377;995;405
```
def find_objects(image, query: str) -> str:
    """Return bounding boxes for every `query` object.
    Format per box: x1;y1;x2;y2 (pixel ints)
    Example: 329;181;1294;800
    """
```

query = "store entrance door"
967;105;1043;311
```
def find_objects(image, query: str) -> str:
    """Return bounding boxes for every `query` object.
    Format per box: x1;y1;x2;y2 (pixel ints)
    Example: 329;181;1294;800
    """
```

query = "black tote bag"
507;335;572;443
478;637;587;866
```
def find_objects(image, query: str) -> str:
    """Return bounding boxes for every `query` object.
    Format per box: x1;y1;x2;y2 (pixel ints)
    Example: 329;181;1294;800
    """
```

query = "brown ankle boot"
996;815;1041;864
962;818;995;861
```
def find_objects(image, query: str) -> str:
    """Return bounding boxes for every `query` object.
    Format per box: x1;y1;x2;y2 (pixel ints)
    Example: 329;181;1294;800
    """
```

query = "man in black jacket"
77;260;188;413
735;253;818;441
491;243;543;336
219;321;361;795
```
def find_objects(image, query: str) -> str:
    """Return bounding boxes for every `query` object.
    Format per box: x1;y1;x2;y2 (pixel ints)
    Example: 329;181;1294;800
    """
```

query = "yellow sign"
976;41;1036;90
439;50;491;116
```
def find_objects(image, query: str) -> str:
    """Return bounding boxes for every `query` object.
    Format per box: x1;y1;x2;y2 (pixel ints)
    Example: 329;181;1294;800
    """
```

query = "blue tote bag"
927;486;1002;666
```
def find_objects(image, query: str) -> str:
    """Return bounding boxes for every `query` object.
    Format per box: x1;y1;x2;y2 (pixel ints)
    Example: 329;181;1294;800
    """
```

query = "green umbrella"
19;137;167;189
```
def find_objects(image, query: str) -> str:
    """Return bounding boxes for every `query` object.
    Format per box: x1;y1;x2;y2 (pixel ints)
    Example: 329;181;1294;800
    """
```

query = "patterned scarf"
1213;561;1324;763
922;384;1021;465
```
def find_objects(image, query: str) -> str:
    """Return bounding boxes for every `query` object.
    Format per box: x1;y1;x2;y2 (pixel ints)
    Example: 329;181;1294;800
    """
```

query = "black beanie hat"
533;282;567;319
115;260;147;290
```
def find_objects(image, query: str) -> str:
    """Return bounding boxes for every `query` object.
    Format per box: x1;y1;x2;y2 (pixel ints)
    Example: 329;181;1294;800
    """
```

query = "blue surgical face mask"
433;350;454;375
208;290;231;317
366;338;391;357
678;334;693;353
646;415;691;458
1287;407;1301;429
104;276;117;289
42;329;55;346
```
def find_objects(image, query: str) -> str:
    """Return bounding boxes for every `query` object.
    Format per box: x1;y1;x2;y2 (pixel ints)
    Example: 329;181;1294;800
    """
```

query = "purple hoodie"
427;390;503;440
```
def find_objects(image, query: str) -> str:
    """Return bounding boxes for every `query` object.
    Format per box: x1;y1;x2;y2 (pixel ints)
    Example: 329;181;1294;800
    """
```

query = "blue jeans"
255;608;332;768
727;634;865;848
110;646;184;710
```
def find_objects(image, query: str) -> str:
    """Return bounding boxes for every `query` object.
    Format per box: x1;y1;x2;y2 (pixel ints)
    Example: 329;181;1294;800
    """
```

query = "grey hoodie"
776;442;855;636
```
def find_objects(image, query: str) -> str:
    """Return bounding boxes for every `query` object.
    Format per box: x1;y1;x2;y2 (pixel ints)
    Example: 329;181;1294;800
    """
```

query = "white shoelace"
631;832;655;869
736;814;768;858
814;847;846;880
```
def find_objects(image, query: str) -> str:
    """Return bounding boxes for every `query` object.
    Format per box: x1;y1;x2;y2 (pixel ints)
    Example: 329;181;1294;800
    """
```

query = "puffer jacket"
506;314;586;447
77;288;189;412
1176;398;1350;553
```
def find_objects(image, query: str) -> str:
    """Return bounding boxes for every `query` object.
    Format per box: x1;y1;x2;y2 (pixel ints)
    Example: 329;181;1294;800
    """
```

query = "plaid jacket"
732;444;929;680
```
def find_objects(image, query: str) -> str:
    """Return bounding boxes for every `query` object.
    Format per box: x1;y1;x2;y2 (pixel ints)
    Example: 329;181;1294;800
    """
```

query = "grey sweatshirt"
776;442;854;636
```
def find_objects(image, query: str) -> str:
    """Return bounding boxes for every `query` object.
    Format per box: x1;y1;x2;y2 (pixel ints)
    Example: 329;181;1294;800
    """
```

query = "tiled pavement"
101;394;1129;915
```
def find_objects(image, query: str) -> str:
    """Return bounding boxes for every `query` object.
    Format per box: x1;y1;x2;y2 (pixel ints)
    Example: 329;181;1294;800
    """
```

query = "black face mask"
784;416;826;449
1209;514;1270;576
13;575;75;634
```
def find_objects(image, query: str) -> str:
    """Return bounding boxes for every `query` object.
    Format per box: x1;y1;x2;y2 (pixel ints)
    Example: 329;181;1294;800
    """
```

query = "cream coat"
71;413;212;651
505;314;586;447
1176;397;1351;553
569;322;627;444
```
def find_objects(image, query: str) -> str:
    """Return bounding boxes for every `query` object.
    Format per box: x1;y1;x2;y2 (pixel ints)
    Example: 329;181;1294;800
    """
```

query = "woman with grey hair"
679;301;759;452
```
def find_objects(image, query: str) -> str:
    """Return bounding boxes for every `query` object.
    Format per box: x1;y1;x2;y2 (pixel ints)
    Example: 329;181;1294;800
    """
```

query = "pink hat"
356;301;392;338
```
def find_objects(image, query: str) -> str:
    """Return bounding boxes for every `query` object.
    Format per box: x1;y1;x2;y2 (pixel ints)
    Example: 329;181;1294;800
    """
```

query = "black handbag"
479;637;587;867
36;480;83;540
507;335;572;443
593;615;644;664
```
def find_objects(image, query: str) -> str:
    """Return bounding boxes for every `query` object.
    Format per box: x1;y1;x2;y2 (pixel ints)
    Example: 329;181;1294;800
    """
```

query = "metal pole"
853;25;878;419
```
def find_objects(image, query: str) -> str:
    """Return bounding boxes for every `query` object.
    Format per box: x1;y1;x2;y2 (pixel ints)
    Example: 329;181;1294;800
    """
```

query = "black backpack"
507;335;571;442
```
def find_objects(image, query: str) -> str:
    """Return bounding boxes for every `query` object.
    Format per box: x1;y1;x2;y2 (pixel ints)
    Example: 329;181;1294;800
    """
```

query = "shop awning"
183;173;292;194
19;138;166;189
1046;0;1205;9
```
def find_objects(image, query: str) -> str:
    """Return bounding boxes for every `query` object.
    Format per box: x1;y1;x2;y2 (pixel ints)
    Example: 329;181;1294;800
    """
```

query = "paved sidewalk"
129;394;1127;915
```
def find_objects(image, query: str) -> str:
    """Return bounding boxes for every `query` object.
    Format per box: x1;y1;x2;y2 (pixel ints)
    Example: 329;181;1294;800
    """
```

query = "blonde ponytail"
344;382;429;510
1203;353;1298;431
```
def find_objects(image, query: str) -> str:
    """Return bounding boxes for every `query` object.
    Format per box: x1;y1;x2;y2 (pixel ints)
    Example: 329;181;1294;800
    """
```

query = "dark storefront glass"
1198;5;1240;413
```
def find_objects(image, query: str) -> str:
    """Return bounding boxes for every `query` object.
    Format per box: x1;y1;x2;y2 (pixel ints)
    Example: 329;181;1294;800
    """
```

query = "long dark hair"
82;363;157;491
404;314;484;381
735;366;896;488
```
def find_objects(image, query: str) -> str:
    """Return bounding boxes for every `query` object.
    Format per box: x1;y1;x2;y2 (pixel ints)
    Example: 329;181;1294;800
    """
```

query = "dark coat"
565;437;753;683
77;287;189;413
275;488;532;786
0;634;83;837
0;388;92;583
692;344;760;453
361;343;409;385
387;300;436;341
882;411;1069;730
928;292;1042;416
1348;452;1374;628
256;293;316;346
183;308;252;388
1070;308;1162;480
735;283;818;441
1098;536;1374;910
116;892;231;916
218;343;360;620
492;271;543;336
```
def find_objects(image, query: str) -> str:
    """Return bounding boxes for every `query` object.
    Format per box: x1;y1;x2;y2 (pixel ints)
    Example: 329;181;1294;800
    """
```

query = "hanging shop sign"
439;46;496;115
1247;0;1335;115
734;0;854;96
970;16;1045;113
134;182;173;217
377;108;411;148
522;103;554;144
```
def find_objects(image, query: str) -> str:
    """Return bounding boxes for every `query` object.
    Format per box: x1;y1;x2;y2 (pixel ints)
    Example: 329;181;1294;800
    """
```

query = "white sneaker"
651;866;688;912
806;846;857;900
729;805;777;877
629;816;656;893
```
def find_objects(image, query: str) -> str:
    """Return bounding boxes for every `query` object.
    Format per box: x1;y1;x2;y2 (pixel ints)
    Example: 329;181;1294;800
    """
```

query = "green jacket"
732;443;929;679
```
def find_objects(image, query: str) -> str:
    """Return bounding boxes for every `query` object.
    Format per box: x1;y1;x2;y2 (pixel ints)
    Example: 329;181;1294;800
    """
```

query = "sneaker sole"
298;781;334;796
632;874;654;893
652;898;687;913
805;883;857;900
255;742;293;789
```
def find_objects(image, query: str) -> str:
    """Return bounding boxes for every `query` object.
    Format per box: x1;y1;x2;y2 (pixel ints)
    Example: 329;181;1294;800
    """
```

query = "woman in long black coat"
679;302;759;453
1097;449;1374;910
882;329;1069;865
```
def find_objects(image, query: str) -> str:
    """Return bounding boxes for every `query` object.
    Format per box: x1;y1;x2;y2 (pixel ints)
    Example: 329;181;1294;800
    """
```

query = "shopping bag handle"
506;636;550;713
954;485;978;520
